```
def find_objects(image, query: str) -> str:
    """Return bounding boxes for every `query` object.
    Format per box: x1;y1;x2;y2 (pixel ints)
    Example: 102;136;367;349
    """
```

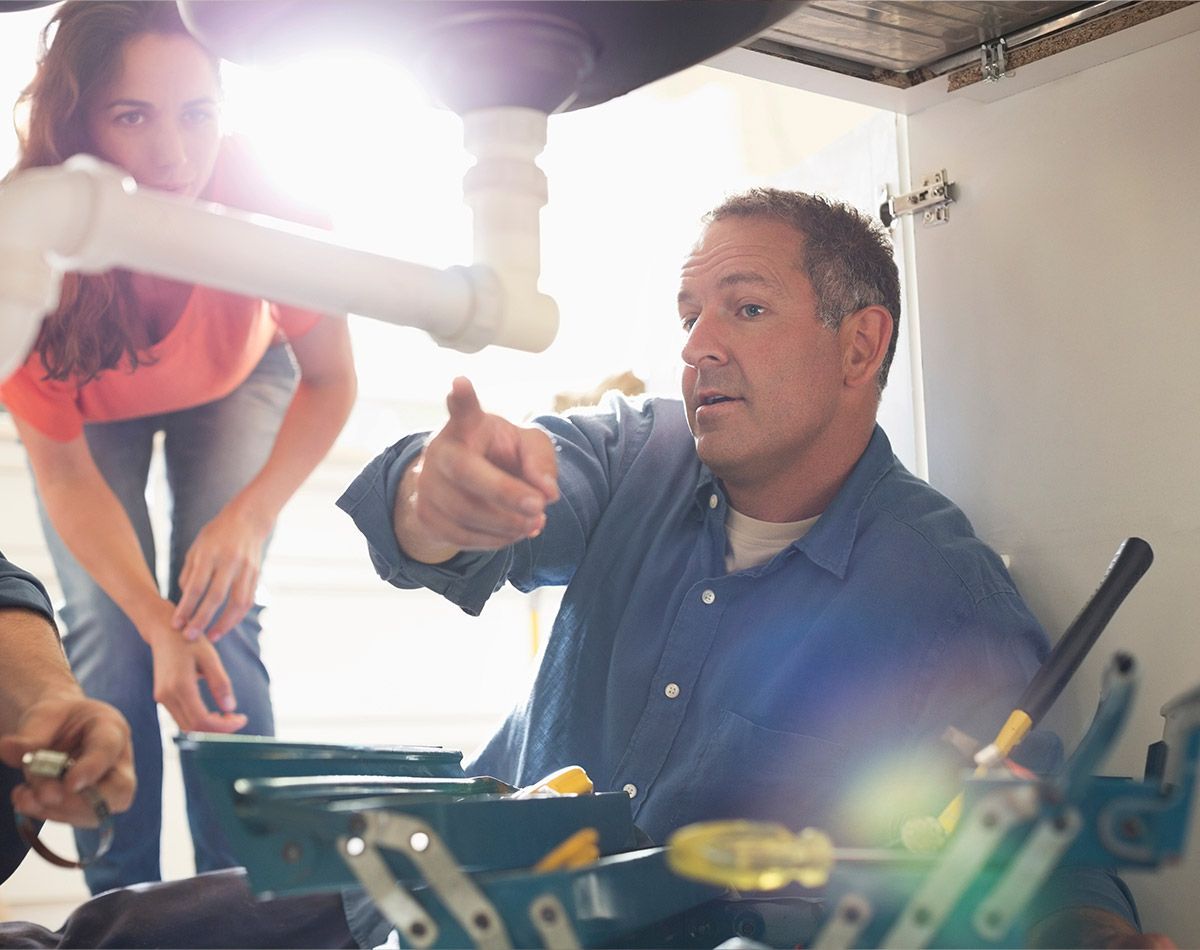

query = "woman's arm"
14;419;249;734
173;314;356;640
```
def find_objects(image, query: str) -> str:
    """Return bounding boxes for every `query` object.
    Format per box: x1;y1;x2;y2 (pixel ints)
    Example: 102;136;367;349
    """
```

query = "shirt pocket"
674;709;851;833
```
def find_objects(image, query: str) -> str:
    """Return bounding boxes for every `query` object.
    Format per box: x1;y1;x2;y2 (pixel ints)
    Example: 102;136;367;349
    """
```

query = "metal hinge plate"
981;37;1010;83
880;169;956;228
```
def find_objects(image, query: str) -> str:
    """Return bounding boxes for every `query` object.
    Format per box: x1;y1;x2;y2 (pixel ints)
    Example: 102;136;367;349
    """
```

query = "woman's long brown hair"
7;1;216;383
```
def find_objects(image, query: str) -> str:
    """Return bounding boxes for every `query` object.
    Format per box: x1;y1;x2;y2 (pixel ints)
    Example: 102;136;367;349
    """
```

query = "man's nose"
681;310;726;368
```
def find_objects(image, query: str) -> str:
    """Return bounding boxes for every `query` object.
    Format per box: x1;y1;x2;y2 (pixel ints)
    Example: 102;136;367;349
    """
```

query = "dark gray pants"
0;869;354;949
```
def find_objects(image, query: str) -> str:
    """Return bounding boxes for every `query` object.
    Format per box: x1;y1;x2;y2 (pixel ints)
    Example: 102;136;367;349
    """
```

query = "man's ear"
840;305;893;390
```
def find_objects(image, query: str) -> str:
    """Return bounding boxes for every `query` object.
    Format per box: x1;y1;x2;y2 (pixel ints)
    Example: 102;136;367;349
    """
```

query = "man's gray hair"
705;188;901;391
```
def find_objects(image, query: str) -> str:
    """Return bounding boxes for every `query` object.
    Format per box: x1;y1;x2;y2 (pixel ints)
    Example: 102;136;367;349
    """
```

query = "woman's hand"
169;315;355;643
173;498;273;643
0;694;136;827
143;600;248;733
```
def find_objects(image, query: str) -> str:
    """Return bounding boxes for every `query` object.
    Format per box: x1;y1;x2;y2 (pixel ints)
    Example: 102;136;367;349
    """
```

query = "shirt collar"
692;425;896;579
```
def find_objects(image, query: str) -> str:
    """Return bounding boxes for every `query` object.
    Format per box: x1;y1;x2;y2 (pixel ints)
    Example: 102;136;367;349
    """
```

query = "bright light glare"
222;52;470;268
220;52;479;422
215;54;886;431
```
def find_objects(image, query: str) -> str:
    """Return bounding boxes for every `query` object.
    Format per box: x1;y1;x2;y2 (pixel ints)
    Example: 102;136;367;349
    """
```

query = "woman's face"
86;32;221;198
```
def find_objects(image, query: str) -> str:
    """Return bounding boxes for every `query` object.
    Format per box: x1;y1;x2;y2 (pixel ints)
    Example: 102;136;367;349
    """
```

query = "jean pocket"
675;710;851;833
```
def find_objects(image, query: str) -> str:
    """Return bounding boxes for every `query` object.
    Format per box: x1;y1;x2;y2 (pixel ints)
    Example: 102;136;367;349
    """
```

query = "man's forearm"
0;608;83;733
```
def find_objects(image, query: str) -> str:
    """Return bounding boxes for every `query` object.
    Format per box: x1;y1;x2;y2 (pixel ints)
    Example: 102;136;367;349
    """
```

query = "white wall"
773;111;922;476
907;23;1200;943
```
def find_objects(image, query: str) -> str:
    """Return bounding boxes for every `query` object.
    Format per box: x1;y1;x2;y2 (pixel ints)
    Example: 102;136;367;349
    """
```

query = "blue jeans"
37;345;298;894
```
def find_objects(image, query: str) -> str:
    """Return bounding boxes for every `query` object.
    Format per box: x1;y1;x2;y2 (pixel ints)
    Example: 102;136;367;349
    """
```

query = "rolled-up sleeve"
336;395;663;616
335;434;513;616
0;551;56;629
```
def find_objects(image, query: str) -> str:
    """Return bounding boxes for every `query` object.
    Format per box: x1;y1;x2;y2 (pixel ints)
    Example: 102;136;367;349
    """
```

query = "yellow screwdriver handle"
667;820;836;890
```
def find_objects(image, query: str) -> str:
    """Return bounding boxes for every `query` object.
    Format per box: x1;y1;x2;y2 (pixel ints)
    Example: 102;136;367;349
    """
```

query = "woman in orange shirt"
0;1;356;892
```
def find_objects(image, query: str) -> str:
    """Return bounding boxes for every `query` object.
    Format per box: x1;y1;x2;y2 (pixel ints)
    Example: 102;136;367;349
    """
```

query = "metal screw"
843;905;861;924
913;907;931;926
735;915;758;938
1120;817;1146;840
281;842;302;864
409;831;430;853
474;913;491;930
410;922;427;939
540;905;557;923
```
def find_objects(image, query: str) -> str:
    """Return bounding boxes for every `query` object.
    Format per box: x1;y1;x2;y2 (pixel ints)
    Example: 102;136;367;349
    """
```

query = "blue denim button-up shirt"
338;395;1059;841
338;395;1135;934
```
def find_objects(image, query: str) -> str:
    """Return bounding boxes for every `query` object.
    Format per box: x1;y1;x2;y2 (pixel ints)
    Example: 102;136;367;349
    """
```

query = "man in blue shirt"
0;192;1163;948
337;189;1161;946
0;551;135;882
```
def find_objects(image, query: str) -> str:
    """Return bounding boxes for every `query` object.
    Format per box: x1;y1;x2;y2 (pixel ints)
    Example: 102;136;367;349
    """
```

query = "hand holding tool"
14;748;114;869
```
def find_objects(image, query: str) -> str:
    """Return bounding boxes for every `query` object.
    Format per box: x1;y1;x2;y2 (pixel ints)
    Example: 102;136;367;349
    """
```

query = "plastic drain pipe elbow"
457;106;559;354
0;147;560;380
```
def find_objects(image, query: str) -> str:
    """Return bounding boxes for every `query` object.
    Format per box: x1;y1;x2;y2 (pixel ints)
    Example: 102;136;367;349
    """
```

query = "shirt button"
623;783;638;798
664;683;680;699
708;493;719;509
701;589;716;605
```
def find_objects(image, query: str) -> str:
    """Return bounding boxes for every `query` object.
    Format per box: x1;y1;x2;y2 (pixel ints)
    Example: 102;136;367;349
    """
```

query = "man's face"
678;216;847;492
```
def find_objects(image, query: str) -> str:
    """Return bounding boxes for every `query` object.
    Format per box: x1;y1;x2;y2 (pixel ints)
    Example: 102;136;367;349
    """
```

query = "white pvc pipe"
461;107;559;353
0;151;560;380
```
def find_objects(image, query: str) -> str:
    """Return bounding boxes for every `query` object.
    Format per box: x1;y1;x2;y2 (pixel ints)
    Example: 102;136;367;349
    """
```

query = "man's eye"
681;315;698;332
739;304;765;318
114;111;145;126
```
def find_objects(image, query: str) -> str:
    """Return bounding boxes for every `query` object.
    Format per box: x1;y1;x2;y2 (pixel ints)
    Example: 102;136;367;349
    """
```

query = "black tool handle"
1018;537;1154;725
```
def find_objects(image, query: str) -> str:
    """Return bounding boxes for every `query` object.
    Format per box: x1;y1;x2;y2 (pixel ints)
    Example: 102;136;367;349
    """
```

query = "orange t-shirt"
0;137;328;442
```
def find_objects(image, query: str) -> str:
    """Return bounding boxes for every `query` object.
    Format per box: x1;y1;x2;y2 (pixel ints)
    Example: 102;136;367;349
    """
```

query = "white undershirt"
724;506;819;573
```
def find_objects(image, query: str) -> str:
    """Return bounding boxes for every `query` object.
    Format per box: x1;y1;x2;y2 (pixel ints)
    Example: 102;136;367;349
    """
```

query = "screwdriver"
926;537;1154;845
667;820;933;891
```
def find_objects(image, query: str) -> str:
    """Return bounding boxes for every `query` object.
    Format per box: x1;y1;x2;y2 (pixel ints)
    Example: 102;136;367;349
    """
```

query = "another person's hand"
0;693;135;828
397;377;559;562
173;498;272;642
143;600;247;733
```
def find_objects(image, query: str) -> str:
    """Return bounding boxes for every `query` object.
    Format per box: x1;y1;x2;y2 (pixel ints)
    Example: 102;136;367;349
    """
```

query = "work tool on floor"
667;652;1199;948
935;537;1154;840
